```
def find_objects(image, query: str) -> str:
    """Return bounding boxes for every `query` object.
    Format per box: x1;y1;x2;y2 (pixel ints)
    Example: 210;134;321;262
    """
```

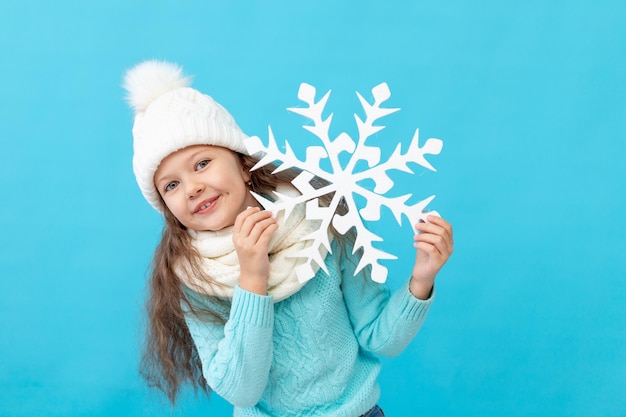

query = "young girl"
124;60;453;417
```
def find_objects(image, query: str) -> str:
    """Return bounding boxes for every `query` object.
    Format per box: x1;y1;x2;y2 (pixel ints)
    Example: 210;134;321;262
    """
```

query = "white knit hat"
123;60;249;211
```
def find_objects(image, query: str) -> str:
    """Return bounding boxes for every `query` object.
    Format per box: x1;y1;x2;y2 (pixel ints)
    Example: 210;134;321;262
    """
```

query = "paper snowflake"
244;83;443;283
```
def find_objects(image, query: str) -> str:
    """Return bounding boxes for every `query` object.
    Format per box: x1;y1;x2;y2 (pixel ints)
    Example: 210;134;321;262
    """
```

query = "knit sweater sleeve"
339;255;435;358
183;286;274;407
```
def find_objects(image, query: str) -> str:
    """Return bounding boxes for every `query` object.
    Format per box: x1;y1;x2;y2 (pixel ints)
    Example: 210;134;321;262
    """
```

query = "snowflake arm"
345;83;399;172
333;195;397;283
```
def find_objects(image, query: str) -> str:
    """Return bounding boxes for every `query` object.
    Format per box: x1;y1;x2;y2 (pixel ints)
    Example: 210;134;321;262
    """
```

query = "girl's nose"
186;182;204;198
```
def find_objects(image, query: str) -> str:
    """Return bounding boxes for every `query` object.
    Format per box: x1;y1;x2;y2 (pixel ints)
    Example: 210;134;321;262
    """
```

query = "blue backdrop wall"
1;1;625;416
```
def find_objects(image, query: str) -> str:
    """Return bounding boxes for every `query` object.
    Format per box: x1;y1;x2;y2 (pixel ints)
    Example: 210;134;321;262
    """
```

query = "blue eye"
196;159;210;170
165;181;179;192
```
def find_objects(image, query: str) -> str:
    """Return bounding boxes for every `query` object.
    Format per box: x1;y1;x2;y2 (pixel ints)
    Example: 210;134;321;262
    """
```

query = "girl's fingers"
425;216;454;244
414;232;451;257
234;209;277;251
235;207;273;236
257;222;279;246
413;216;454;260
414;241;440;258
414;217;454;246
244;216;278;244
233;207;258;233
412;216;454;284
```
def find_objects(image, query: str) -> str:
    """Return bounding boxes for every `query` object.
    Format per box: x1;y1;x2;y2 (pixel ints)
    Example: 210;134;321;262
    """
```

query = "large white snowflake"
244;82;443;283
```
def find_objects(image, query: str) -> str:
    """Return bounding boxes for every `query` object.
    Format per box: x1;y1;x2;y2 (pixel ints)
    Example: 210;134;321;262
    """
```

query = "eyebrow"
154;148;212;185
188;148;212;162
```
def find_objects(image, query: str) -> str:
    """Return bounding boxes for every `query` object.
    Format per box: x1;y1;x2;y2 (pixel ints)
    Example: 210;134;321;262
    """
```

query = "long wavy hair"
139;153;352;404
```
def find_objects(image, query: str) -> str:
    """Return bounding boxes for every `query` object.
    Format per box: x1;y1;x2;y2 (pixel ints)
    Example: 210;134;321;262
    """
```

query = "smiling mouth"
194;197;218;214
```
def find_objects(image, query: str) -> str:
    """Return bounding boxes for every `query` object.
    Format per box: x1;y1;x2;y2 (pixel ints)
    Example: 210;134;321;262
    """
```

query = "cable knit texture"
183;239;434;417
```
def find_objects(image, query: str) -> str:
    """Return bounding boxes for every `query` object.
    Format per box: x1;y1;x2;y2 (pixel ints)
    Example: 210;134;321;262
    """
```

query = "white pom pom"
123;60;191;113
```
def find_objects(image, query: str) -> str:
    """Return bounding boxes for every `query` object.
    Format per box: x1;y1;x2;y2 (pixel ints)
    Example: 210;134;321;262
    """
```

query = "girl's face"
154;145;258;231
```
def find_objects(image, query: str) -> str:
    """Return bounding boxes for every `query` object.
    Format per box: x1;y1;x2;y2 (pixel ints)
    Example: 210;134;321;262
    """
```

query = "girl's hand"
233;207;278;295
410;215;454;300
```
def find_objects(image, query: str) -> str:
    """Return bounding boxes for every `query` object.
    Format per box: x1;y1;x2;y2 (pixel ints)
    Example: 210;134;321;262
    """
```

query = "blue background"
1;1;625;416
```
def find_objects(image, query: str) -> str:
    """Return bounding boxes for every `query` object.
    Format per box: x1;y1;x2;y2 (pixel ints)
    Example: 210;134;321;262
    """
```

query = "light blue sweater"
184;245;434;417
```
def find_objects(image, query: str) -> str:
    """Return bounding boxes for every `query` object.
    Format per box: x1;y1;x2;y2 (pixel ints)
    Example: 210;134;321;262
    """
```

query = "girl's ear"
242;168;252;184
237;153;253;184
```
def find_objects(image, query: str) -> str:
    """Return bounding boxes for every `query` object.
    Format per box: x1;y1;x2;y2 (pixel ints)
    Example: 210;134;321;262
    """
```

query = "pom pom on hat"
123;60;191;114
123;60;249;212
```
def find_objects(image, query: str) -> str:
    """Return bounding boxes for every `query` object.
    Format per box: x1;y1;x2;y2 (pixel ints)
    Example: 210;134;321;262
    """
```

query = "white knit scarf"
177;186;324;302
